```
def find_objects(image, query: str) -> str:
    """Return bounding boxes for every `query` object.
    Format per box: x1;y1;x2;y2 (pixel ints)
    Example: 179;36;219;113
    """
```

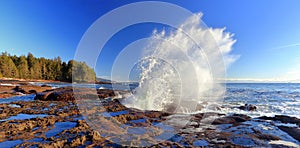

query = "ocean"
223;83;300;118
21;82;300;118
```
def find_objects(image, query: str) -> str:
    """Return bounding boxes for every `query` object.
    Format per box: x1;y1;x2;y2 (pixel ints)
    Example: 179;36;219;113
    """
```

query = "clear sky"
1;0;300;82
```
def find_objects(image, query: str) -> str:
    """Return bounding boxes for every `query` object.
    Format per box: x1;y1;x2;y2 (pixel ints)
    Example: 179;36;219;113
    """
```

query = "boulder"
238;104;257;111
34;87;74;101
13;86;27;94
97;89;116;99
47;89;74;101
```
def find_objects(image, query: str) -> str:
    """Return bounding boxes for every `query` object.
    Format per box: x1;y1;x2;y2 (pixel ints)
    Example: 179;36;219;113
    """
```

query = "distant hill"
96;77;114;84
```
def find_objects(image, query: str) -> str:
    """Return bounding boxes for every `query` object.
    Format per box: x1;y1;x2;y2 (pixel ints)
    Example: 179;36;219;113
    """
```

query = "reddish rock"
35;87;74;101
97;89;115;99
34;91;56;101
34;87;129;102
70;135;87;147
47;89;74;101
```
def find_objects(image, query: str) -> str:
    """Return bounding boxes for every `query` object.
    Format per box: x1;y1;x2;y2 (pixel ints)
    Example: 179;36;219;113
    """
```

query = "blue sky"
1;0;300;82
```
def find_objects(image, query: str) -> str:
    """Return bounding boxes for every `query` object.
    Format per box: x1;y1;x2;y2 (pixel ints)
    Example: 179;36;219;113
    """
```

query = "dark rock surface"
238;104;257;111
0;84;52;98
212;114;251;125
277;126;300;142
34;87;129;102
259;115;300;126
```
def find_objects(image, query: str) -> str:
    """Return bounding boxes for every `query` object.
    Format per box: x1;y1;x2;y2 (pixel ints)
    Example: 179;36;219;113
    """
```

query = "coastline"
0;78;113;99
0;78;299;147
0;78;54;99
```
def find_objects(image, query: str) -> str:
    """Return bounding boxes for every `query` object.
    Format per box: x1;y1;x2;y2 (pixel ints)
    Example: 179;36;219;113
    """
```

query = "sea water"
6;82;300;118
221;83;300;118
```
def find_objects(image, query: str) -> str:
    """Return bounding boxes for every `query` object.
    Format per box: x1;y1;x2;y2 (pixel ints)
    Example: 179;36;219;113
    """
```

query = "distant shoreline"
2;77;300;85
0;77;62;83
0;77;113;86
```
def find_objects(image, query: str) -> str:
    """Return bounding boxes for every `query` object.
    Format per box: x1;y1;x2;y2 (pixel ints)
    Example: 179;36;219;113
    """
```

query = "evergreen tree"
31;61;42;79
53;57;62;80
27;53;40;79
72;61;96;82
0;52;96;82
61;62;68;81
17;56;29;79
27;53;35;69
0;53;19;78
65;60;74;82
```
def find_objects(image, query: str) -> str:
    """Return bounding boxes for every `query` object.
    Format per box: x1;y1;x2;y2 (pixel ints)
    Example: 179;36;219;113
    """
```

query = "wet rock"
0;82;52;98
251;128;281;141
44;139;67;147
70;135;86;147
47;89;74;102
189;112;224;126
97;89;115;99
259;115;300;126
41;84;50;87
90;131;103;141
144;110;171;118
277;126;300;142
34;87;129;102
212;117;236;125
34;92;53;101
28;90;37;94
103;99;127;112
238;104;257;111
13;86;27;94
193;139;209;147
275;115;300;126
213;114;251;125
230;137;256;147
0;93;15;98
231;114;251;122
256;133;281;141
35;87;74;102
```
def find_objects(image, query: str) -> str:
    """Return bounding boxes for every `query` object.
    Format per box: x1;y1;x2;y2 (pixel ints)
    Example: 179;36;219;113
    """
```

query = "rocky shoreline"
0;79;53;98
0;86;299;147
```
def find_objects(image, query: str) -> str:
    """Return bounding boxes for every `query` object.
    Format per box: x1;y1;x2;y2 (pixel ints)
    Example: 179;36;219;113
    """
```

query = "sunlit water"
3;82;300;118
220;83;300;118
29;81;137;91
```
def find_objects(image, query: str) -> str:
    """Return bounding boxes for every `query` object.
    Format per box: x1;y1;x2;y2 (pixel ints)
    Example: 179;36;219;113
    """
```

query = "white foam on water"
0;114;48;121
123;13;237;113
269;140;300;148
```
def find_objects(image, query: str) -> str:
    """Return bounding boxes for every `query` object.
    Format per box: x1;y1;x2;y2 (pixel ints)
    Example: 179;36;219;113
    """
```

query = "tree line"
0;52;96;82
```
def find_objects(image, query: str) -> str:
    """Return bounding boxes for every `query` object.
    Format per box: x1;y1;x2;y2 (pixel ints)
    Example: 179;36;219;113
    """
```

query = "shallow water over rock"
45;121;77;138
0;94;35;104
0;113;48;121
0;139;23;148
